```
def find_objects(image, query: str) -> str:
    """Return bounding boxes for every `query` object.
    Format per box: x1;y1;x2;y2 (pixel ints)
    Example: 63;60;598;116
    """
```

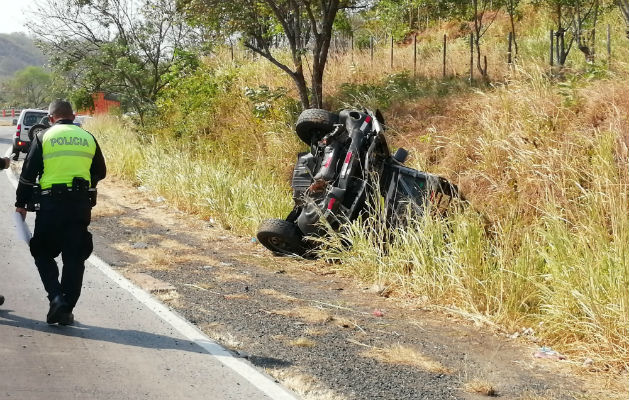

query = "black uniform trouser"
29;194;93;309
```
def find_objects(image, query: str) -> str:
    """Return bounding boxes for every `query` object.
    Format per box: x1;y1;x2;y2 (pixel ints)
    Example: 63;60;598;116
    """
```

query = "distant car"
12;109;48;159
73;115;92;127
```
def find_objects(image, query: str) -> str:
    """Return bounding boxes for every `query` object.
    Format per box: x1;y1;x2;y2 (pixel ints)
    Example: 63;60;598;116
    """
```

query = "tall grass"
86;6;628;368
88;117;294;231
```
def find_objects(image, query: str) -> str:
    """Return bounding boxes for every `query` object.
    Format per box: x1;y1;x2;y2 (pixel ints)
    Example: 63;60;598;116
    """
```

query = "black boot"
47;294;73;325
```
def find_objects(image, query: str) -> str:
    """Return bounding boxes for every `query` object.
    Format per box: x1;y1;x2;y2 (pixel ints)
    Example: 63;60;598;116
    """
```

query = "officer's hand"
15;208;27;221
0;157;9;169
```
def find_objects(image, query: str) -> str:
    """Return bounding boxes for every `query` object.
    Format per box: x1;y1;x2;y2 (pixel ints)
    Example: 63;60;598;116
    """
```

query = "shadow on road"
0;308;208;355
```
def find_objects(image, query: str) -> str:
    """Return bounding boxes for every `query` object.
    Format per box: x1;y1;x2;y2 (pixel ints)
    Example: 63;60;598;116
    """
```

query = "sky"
0;0;36;34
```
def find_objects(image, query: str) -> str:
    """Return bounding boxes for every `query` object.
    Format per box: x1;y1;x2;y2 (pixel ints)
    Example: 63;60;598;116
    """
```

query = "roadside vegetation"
74;3;628;373
87;8;628;373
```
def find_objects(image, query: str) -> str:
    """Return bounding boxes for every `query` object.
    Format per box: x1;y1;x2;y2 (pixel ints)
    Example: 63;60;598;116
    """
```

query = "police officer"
15;99;106;325
1;155;9;306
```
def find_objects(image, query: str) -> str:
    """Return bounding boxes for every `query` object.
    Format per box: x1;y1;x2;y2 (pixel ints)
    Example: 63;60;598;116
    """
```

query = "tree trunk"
293;66;310;109
507;0;519;55
616;0;629;31
472;0;487;78
556;5;567;66
475;37;484;77
311;59;324;109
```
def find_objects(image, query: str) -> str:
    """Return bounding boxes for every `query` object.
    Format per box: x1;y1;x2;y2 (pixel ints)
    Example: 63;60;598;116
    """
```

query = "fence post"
1;110;4;118
469;33;473;84
369;36;374;64
508;31;513;64
11;109;15;117
413;34;417;77
390;34;394;69
549;30;554;66
230;43;234;62
607;24;611;65
370;36;374;64
442;34;447;78
351;32;354;63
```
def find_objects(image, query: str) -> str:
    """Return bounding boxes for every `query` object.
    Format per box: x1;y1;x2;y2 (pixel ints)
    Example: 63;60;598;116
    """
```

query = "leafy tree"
546;0;603;65
29;0;200;124
180;0;366;110
372;0;413;39
4;66;52;108
506;0;521;55
617;0;629;28
470;0;503;79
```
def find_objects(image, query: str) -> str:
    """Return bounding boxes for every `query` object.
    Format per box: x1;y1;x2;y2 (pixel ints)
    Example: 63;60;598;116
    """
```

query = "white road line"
3;149;298;400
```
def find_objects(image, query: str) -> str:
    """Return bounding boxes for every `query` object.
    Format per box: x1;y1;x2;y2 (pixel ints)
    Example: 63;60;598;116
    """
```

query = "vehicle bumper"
13;138;30;152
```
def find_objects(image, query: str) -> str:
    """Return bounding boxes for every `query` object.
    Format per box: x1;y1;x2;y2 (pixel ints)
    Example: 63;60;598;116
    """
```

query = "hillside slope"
0;33;46;79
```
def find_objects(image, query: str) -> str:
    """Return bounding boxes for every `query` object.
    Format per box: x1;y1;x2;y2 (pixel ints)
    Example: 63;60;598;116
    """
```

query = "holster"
26;185;41;212
89;188;97;207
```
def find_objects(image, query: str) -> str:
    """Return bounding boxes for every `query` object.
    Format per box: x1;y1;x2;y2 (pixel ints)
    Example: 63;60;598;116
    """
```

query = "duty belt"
40;187;94;196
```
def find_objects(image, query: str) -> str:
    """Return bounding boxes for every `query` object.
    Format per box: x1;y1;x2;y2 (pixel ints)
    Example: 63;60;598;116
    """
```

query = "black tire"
393;148;408;164
257;219;309;257
295;109;338;145
28;124;48;141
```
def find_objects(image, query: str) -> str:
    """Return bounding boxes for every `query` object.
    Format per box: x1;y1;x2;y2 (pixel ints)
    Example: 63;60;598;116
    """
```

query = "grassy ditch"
86;8;629;369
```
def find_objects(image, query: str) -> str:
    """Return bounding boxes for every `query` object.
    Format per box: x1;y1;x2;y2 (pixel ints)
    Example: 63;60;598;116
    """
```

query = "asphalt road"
0;125;297;399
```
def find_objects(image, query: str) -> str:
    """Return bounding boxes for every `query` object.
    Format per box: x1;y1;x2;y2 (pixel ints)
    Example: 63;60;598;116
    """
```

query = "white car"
12;108;48;159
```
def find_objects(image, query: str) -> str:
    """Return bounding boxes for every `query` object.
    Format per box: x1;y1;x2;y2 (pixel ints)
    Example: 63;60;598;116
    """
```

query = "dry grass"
213;271;251;283
91;203;126;218
289;337;317;347
259;288;301;302
304;327;327;336
153;290;179;302
464;378;497;396
199;322;244;349
272;306;334;324
156;238;194;251
119;217;150;228
268;367;346;400
136;247;175;268
363;344;453;374
516;391;559;400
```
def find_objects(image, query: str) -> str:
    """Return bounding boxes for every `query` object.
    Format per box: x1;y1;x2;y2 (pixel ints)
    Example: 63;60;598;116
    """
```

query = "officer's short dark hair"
48;99;74;119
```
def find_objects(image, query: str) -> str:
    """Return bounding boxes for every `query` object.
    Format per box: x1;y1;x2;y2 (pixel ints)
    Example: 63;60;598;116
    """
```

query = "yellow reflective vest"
39;124;97;190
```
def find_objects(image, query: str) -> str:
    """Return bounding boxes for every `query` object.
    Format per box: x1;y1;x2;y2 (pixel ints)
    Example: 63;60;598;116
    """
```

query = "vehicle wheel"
257;219;309;257
295;109;339;145
393;148;408;163
28;124;47;141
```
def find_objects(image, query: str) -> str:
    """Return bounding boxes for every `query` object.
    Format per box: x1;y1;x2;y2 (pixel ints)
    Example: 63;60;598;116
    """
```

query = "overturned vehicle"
256;108;459;257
